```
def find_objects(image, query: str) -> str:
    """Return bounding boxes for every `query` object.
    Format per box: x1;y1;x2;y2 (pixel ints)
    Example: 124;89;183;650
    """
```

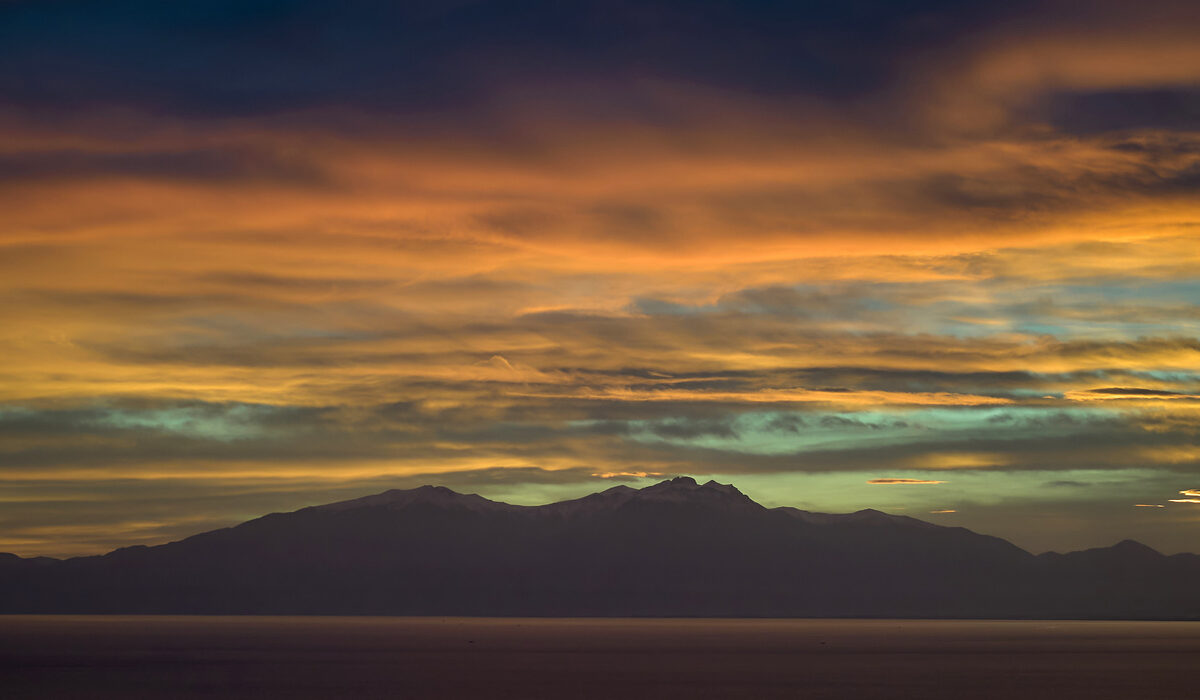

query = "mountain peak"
701;479;744;496
1042;538;1166;563
311;485;514;514
656;476;699;488
1110;539;1161;556
641;476;746;492
850;508;890;521
632;476;760;510
773;506;941;531
539;477;757;517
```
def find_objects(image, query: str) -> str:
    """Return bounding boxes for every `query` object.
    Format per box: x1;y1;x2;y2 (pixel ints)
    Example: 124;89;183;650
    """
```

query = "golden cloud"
592;471;661;479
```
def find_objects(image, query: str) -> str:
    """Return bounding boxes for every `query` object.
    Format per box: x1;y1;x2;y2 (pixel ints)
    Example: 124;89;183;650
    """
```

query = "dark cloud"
0;148;326;185
818;415;891;429
5;390;1186;477
870;148;1200;227
1087;387;1187;397
641;418;740;440
716;286;878;318
762;414;808;434
1109;134;1200;157
194;272;394;294
912;172;1062;215
1037;88;1200;135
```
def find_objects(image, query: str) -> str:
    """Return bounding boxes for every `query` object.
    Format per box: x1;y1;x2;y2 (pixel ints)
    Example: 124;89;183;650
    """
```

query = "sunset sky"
2;0;1200;558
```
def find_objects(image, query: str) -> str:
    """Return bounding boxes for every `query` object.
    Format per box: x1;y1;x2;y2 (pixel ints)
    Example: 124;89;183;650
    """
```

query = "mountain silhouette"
3;477;1198;618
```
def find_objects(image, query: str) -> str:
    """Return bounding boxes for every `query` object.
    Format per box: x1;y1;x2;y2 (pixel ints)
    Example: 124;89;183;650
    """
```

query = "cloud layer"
1;0;1198;557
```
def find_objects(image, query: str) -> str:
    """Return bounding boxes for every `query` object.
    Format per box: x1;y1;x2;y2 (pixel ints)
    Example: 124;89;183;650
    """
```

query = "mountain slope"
2;477;1197;618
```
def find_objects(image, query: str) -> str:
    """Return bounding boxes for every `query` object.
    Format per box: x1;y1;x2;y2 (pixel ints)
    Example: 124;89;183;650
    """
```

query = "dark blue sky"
0;0;1024;115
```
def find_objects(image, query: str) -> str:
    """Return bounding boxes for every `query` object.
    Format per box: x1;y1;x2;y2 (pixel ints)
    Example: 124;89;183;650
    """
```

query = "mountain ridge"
0;478;1185;565
2;477;1197;619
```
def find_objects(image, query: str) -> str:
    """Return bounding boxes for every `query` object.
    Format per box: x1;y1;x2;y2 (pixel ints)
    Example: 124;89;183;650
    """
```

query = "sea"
2;616;1199;699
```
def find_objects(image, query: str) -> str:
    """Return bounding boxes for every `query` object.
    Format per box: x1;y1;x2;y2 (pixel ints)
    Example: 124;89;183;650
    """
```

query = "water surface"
3;616;1199;698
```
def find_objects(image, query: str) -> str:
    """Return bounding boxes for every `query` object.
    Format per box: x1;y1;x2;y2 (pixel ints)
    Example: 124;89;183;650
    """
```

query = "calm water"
3;616;1200;699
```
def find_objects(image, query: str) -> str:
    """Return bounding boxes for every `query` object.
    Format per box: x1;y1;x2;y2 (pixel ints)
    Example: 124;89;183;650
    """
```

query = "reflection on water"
2;616;1200;699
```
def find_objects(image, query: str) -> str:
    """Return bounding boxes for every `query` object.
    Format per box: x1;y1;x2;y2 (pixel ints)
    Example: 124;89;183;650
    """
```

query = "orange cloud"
592;471;661;479
907;453;1011;470
867;478;946;485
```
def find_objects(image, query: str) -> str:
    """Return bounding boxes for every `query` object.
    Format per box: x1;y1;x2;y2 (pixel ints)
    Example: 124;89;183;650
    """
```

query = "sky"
2;0;1199;559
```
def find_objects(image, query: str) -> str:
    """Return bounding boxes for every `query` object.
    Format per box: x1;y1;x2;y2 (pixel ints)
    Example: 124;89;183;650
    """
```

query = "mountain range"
3;477;1199;618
